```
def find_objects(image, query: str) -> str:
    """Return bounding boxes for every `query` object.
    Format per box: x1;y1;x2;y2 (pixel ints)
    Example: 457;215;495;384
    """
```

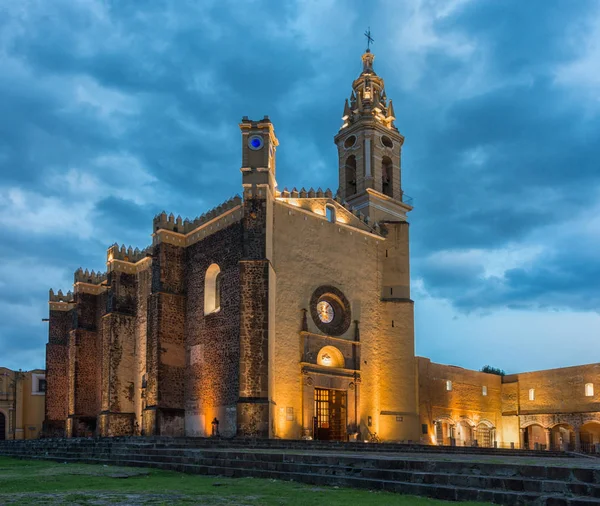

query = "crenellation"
74;268;107;285
153;195;243;235
107;243;151;263
49;288;73;302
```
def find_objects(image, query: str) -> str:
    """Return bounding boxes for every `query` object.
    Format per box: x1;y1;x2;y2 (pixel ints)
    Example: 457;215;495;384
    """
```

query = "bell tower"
334;49;412;222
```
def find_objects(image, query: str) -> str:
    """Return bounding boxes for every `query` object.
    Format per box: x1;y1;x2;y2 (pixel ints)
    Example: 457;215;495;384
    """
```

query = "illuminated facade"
44;49;599;446
0;368;46;440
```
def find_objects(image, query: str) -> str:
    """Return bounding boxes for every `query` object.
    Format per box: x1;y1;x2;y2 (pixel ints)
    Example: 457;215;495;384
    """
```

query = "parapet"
107;244;152;263
277;187;372;226
74;268;107;285
48;288;74;302
153;195;242;234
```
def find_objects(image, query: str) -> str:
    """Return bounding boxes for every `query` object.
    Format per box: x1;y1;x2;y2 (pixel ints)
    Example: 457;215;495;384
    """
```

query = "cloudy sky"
1;0;599;373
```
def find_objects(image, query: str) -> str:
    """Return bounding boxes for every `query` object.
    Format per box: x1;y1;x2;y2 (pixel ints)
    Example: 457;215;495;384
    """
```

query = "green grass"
0;456;493;505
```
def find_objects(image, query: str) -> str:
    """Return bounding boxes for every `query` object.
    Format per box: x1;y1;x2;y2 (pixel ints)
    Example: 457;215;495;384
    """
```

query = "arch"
521;421;547;429
434;415;456;426
325;204;336;223
344;156;357;197
477;419;495;429
316;346;345;368
204;263;222;315
476;420;495;448
433;416;455;446
381;156;393;197
456;418;475;446
580;421;600;449
549;421;575;430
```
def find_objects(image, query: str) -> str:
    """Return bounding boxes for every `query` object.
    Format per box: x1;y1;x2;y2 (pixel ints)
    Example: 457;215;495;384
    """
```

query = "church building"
44;48;600;449
44;48;420;442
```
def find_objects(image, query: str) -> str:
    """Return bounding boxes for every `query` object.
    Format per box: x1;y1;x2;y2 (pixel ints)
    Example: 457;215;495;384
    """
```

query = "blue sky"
1;0;599;373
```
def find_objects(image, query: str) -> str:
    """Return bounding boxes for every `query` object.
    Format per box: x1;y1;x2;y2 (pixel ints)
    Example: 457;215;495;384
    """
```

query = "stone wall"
507;364;600;417
417;357;504;445
44;309;73;435
185;222;243;437
145;242;186;436
238;197;270;438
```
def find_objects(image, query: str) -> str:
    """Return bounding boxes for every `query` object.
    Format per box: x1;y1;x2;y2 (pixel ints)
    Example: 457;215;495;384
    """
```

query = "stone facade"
418;358;600;450
43;49;598;447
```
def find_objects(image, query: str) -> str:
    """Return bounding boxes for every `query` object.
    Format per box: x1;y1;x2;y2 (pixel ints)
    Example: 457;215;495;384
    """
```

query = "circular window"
381;135;393;148
248;135;264;150
344;135;356;149
310;286;351;336
316;300;334;323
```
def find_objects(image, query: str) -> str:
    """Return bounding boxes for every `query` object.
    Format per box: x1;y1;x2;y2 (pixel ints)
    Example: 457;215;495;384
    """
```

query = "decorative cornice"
300;362;359;377
73;282;107;296
49;301;76;312
107;256;152;275
300;330;361;346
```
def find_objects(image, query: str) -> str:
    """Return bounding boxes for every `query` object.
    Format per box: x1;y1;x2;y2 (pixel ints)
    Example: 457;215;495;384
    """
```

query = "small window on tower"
482;386;487;396
325;205;336;223
529;388;535;401
585;383;594;397
446;380;452;391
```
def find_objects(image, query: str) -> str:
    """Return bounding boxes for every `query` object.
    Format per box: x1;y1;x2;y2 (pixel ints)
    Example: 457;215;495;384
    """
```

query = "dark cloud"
1;0;599;370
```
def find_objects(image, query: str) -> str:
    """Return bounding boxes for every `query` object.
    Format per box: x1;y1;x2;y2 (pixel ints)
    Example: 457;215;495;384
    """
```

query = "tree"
481;365;506;376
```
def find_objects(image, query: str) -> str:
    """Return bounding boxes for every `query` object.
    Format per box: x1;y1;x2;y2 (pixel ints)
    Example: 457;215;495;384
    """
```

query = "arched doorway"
475;420;495;448
456;419;474;446
580;422;600;454
0;411;6;440
433;417;455;446
550;423;574;451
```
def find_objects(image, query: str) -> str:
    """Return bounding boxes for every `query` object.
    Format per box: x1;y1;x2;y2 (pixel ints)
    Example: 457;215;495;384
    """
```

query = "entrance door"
314;388;347;441
0;412;5;440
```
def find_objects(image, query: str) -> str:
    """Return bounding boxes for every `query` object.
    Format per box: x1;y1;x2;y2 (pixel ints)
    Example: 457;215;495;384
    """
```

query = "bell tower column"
237;116;278;438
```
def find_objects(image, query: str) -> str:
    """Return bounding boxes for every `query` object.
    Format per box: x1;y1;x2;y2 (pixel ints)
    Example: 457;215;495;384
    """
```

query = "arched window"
382;156;393;197
204;263;222;315
317;346;345;368
585;383;594;397
344;155;357;197
325;205;336;223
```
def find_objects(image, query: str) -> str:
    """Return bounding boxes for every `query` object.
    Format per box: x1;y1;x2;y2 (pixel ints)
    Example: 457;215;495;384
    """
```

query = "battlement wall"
74;269;107;285
153;195;242;234
49;289;73;302
107;244;152;263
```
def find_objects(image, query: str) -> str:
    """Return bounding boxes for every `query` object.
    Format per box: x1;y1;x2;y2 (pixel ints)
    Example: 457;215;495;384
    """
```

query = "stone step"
5;447;599;499
8;452;600;506
0;438;570;458
1;445;597;484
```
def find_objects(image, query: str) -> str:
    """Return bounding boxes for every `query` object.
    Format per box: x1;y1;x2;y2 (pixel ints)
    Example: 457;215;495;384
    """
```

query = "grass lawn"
0;456;493;505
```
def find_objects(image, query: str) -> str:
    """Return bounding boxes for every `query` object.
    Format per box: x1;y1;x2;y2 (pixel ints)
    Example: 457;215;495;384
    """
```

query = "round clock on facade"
248;135;264;150
310;285;351;336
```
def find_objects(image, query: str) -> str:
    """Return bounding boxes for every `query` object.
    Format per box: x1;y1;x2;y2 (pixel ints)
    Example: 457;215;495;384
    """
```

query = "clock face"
316;300;334;324
248;135;264;150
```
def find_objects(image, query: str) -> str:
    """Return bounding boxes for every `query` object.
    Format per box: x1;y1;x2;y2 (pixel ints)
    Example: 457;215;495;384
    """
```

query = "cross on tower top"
364;27;374;51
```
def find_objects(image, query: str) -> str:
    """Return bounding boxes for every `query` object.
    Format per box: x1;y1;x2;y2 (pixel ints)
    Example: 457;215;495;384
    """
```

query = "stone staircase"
1;438;599;505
